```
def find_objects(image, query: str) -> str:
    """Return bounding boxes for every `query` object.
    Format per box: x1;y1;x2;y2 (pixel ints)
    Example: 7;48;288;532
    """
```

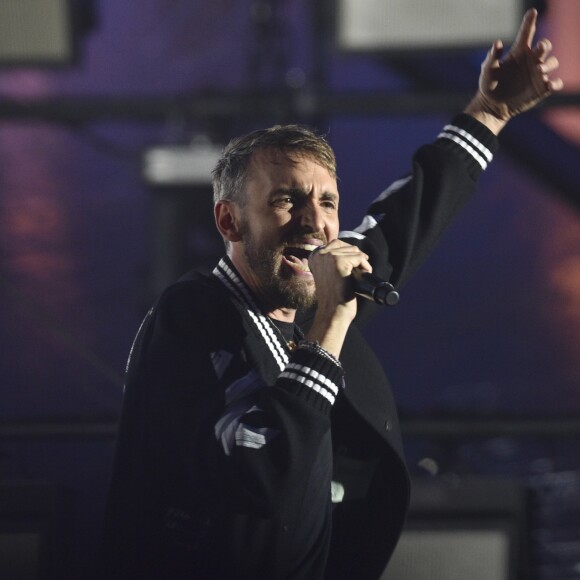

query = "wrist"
307;309;352;359
463;94;508;135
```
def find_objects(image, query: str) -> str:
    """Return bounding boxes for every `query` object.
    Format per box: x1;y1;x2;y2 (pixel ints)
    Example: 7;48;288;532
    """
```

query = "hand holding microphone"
305;240;398;360
309;243;399;307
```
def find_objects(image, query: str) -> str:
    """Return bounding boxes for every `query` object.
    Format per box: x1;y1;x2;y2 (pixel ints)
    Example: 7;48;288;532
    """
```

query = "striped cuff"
437;113;499;180
277;346;345;414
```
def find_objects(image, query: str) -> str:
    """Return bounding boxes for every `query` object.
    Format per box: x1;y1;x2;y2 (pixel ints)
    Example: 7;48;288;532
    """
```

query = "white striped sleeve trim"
234;424;280;451
353;214;379;235
339;229;366;240
438;132;488;170
215;398;281;456
339;176;412;241
372;176;413;203
442;124;493;163
280;363;340;405
215;402;260;456
438;124;493;170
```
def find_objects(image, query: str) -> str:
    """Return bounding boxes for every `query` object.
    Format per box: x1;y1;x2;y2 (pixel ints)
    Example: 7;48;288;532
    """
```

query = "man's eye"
321;200;337;210
274;197;294;207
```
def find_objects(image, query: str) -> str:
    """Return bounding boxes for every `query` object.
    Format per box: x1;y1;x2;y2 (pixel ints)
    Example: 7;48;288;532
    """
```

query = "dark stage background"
0;1;579;578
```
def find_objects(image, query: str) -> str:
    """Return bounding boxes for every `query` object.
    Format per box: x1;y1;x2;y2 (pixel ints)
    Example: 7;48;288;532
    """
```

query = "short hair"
212;124;337;206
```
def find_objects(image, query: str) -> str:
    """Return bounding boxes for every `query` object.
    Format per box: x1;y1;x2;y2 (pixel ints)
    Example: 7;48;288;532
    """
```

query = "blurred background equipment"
383;477;528;580
0;481;62;580
143;138;224;295
0;0;95;67
335;0;523;51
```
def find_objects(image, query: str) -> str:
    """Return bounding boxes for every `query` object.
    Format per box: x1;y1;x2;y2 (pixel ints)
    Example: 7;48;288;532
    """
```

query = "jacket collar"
212;256;290;372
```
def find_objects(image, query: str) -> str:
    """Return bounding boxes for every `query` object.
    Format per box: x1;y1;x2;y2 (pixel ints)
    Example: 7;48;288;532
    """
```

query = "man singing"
103;10;562;579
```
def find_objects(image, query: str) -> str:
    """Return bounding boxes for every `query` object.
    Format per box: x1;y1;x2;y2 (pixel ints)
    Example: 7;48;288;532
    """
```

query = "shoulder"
155;271;245;350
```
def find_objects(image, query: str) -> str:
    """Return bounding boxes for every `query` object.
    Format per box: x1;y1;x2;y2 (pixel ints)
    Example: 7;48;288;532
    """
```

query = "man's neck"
268;307;297;323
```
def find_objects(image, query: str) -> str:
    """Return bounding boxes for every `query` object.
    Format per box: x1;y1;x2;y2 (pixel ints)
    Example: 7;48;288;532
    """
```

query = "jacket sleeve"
211;341;344;516
339;114;499;325
146;281;344;520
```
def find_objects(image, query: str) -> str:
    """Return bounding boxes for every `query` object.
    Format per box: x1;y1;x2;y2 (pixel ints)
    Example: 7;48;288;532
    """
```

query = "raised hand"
465;8;564;133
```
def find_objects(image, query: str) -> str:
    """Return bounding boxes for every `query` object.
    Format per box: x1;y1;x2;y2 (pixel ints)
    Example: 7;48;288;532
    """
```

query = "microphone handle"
351;270;400;306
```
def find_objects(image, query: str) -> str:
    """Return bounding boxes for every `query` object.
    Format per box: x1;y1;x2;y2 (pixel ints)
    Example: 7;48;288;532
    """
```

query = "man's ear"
214;200;242;242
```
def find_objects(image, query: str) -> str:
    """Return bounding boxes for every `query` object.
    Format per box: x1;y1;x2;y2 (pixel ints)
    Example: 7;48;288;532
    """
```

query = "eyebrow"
270;187;339;202
320;191;339;202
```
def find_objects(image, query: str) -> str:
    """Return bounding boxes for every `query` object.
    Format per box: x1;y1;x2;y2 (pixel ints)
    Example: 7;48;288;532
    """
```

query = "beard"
239;221;317;311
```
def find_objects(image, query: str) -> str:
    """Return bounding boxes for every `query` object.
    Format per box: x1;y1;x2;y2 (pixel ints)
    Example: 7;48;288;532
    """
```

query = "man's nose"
299;200;325;232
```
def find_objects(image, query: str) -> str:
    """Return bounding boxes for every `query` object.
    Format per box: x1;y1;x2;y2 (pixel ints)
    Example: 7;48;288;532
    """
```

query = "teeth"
286;243;320;252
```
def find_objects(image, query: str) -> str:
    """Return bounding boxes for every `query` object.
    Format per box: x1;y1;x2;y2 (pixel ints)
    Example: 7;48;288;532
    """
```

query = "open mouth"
282;243;320;273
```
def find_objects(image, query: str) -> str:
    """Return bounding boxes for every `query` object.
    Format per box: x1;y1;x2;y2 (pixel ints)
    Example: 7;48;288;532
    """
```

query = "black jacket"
102;114;498;579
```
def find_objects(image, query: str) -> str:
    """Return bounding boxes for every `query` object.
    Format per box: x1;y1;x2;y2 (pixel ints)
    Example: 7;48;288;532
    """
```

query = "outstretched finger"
490;40;504;65
513;8;537;50
481;40;502;76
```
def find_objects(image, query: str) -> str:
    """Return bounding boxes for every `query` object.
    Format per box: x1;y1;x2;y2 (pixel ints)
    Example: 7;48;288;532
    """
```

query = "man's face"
235;149;340;311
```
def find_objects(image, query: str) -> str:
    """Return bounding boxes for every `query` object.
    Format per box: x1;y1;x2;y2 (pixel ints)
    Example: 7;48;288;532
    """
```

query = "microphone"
309;245;399;306
351;268;400;306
